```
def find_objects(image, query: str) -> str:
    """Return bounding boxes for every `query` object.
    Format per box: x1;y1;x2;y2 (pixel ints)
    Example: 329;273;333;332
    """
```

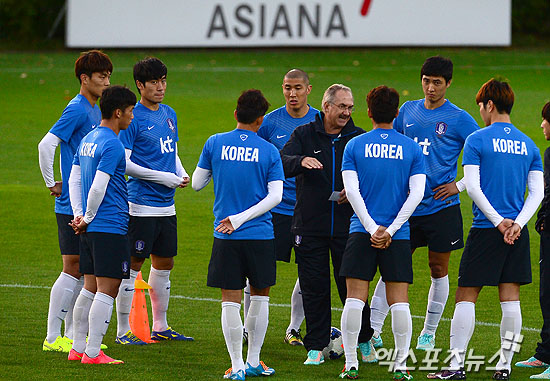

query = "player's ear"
367;108;373;119
306;85;312;95
446;79;452;88
80;73;89;85
136;80;144;92
234;110;238;122
395;109;399;119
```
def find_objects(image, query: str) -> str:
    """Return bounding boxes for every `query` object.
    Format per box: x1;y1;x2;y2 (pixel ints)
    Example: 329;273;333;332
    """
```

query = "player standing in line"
428;79;544;380
243;69;319;346
114;57;192;345
192;89;284;380
369;56;479;351
339;86;425;381
67;85;136;364
38;50;112;352
281;84;375;366
515;102;550;380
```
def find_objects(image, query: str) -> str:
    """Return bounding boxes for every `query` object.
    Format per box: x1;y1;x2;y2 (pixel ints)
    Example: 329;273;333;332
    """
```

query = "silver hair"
322;84;353;112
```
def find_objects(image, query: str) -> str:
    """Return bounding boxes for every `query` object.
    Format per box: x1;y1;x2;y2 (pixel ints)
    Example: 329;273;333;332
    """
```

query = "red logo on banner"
361;0;373;16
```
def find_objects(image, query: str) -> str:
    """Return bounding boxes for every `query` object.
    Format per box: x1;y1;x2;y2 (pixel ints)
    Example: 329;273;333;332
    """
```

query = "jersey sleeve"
267;145;285;182
49;104;85;143
173;109;179;143
257;115;272;141
461;133;481;166
197;135;214;170
410;143;426;176
457;111;480;141
530;144;544;172
72;144;81;166
97;139;125;176
393;103;406;134
118;119;139;150
341;139;357;172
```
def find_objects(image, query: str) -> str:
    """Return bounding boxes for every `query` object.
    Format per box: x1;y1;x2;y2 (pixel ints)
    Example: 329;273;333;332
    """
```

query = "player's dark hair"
543;102;550;123
100;86;137;119
133;57;168;93
366;86;400;124
476;78;514;115
421;56;453;83
75;50;113;84
284;69;310;86
236;89;270;124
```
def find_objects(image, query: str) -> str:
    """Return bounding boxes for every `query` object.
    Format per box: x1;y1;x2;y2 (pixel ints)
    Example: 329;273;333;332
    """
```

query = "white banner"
67;0;511;47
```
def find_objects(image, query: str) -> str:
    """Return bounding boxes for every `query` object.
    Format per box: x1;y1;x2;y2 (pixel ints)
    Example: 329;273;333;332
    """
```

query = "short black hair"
421;56;453;83
133;57;167;93
235;89;270;124
100;86;137;119
366;86;399;124
75;50;113;84
543;102;550;123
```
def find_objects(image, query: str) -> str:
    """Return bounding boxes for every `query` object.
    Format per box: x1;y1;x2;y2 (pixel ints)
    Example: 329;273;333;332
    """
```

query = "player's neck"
373;122;393;130
100;119;121;135
236;123;258;133
489;113;511;125
140;98;160;111
424;97;446;110
286;104;309;119
79;88;99;107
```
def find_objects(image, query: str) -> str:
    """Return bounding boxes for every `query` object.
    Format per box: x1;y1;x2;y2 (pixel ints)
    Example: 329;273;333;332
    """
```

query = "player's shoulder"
265;105;287;119
63;94;90;113
159;103;176;115
400;99;423;111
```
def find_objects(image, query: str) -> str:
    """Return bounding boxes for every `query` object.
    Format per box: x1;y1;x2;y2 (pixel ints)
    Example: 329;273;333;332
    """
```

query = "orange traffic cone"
129;271;155;343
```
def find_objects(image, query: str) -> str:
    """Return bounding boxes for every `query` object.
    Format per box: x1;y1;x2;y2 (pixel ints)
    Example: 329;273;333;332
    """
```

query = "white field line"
1;283;539;332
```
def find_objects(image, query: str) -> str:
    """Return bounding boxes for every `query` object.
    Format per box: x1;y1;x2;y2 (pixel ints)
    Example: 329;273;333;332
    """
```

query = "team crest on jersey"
295;235;302;246
504;127;511;134
122;261;129;273
435;122;448;136
240;134;248;141
167;118;176;133
135;240;145;252
380;133;388;140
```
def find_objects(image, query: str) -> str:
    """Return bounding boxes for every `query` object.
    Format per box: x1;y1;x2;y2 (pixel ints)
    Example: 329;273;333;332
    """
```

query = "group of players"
37;50;550;381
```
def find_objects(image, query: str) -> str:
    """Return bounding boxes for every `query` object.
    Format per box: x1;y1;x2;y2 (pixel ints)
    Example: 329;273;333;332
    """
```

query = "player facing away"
339;86;426;381
115;57;192;345
514;102;550;380
38;50;112;352
192;89;284;380
369;56;479;351
245;69;319;346
428;79;544;380
67;85;136;364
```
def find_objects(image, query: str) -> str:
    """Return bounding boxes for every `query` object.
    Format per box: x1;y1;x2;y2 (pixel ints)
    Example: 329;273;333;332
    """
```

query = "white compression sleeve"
38;132;62;188
464;164;503;227
83;170;110;225
175;144;189;178
229;180;283;230
342;170;379;234
68;164;83;216
191;166;212;191
455;177;466;192
386;173;426;237
515;170;544;228
124;149;183;188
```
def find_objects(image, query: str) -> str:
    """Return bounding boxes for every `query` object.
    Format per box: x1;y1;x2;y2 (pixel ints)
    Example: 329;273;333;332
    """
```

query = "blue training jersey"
73;127;128;235
49;94;101;215
394;99;479;216
462;122;543;228
342;128;425;240
197;129;285;240
258;105;319;215
118;102;179;207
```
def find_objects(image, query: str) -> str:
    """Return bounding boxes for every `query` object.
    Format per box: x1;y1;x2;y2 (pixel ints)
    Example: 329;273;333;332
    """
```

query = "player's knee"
428;263;448;278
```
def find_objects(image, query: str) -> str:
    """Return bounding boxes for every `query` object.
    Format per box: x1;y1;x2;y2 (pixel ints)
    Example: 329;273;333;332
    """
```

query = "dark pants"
295;235;374;352
535;231;550;363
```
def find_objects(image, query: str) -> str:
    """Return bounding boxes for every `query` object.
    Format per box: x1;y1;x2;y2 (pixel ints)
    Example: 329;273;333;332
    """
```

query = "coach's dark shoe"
427;368;466;379
492;369;510;380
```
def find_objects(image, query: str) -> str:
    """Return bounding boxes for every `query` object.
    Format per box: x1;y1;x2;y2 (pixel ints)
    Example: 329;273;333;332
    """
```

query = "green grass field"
1;48;550;380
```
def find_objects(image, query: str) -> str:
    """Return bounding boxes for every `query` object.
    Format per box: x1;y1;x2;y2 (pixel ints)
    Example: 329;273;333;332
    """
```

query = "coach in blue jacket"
281;84;375;365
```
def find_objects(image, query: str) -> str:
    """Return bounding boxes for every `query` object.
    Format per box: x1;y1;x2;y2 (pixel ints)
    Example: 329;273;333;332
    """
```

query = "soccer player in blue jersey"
192;89;284;380
244;69;318;346
369;56;479;351
339;86;425;380
38;50;112;352
115;57;192;345
67;85;136;364
428;79;544;380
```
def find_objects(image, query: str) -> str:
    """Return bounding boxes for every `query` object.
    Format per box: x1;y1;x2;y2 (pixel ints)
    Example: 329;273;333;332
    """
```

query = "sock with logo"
496;301;522;371
246;295;270;368
116;269;138;336
72;288;95;354
149;266;172;332
222;302;245;372
63;275;83;340
287;278;305;333
342;298;364;371
86;292;114;358
46;272;78;343
391;302;412;372
449;301;476;370
243;280;251;334
421;275;449;336
370;278;389;336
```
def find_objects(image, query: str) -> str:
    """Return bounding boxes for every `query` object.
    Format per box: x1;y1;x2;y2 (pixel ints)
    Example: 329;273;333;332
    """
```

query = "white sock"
496;301;522;371
148;266;171;332
222;302;245;372
72;288;95;353
370;278;389;336
46;272;78;343
422;275;449;336
86;292;114;358
341;298;365;371
63;276;83;340
287;278;305;333
449;301;475;370
243;280;251;332
391;303;412;372
116;269;138;336
246;296;269;368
